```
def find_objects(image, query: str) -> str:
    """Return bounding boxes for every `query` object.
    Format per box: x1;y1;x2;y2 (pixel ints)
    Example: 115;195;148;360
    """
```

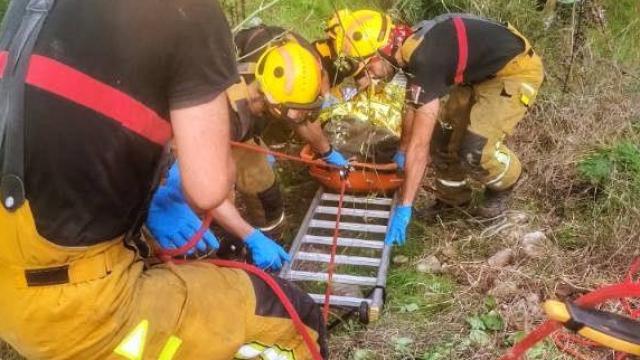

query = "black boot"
473;189;512;219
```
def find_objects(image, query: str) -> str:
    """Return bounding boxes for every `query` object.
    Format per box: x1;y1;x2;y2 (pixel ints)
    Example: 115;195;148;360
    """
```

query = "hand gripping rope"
156;141;356;360
501;258;640;360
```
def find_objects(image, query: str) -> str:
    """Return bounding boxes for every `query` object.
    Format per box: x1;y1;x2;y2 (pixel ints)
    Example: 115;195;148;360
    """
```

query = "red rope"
157;214;323;360
231;141;340;169
501;273;640;360
322;179;348;321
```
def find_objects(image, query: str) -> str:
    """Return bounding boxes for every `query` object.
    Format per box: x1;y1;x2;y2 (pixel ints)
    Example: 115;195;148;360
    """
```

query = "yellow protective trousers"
0;202;327;359
232;138;285;232
431;24;544;205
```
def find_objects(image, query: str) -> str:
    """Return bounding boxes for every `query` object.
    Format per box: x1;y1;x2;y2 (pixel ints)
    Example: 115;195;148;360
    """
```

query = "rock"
442;244;458;259
488;281;519;300
393;255;409;265
555;282;579;299
488;249;515;267
416;256;442;274
521;231;547;258
332;283;363;298
508;211;529;225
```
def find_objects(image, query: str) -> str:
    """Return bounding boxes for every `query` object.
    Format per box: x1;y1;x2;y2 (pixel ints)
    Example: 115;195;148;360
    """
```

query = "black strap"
0;0;57;212
122;144;173;257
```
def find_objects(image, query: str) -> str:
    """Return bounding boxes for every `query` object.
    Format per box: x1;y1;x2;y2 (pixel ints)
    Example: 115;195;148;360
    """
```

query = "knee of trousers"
235;157;277;194
485;149;522;191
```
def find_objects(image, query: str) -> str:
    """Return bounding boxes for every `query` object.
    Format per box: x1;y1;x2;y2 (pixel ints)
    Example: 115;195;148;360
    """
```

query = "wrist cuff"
320;145;334;158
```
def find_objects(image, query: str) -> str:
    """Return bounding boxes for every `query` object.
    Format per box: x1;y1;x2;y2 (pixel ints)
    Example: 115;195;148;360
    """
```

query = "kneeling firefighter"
0;1;327;359
146;32;350;271
332;10;544;245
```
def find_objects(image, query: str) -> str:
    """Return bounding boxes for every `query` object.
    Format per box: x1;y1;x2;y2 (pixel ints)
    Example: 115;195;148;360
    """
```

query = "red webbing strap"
0;51;7;77
158;214;323;360
322;178;348;321
25;54;172;145
452;17;469;85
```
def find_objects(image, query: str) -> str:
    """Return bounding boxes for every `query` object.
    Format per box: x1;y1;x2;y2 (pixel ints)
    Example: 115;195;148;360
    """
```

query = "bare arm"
171;93;234;212
291;120;331;154
208;199;254;239
399;107;416;152
401;99;439;206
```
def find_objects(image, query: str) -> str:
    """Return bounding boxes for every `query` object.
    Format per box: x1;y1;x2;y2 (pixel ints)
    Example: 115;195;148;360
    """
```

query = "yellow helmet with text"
255;40;322;108
331;9;393;59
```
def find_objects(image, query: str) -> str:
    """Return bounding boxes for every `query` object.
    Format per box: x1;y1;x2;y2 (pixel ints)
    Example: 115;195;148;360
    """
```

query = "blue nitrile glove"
385;205;412;246
266;154;277;168
244;229;291;271
393;150;406;171
322;147;349;167
146;162;219;253
321;94;340;110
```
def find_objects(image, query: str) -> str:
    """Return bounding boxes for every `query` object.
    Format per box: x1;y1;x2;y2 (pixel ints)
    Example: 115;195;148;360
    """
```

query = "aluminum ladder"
279;187;396;323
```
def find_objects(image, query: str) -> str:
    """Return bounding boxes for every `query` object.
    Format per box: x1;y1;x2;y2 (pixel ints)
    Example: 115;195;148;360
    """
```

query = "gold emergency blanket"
320;73;407;163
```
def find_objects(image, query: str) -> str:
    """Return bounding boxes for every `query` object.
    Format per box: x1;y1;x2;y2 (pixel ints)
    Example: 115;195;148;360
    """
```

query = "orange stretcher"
299;145;403;194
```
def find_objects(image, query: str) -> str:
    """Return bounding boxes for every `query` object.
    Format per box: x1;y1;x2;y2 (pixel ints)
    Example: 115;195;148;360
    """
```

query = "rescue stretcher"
279;146;403;324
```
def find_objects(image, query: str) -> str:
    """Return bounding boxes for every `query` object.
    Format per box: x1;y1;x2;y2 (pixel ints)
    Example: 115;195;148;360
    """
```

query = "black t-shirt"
0;0;238;246
403;17;524;105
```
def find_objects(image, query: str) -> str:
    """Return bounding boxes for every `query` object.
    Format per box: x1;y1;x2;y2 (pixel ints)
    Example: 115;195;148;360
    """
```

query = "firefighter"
332;10;544;245
146;35;350;271
231;25;350;234
0;1;327;359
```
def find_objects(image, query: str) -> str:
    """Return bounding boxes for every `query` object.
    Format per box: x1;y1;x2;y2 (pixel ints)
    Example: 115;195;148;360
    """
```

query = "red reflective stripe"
452;17;468;85
0;51;8;78
25;54;171;145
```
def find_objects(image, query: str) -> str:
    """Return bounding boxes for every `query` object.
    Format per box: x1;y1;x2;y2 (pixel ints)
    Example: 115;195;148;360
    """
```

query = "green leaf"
393;336;414;352
484;296;497;310
400;303;420;313
465;316;486;330
469;329;491;346
352;349;375;360
480;310;504;331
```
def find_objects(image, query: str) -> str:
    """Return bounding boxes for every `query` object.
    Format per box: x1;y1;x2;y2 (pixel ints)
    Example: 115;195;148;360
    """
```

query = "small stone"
416;255;442;274
393;255;409;265
508;211;529;225
488;281;519;300
442;244;458;259
332;283;363;298
521;231;547;258
555;282;578;299
488;249;515;267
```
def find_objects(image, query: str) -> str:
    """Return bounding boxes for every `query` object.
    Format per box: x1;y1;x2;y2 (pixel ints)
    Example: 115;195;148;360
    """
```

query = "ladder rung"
296;251;381;267
284;270;377;286
315;206;390;219
310;220;387;233
308;294;372;307
321;193;393;206
303;235;384;249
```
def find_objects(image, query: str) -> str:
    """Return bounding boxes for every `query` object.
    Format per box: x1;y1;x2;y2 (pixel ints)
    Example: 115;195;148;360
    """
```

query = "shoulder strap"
0;0;57;212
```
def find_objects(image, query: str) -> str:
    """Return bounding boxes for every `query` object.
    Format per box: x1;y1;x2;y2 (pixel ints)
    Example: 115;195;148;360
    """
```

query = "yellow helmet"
331;9;393;59
325;9;352;39
255;40;322;109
